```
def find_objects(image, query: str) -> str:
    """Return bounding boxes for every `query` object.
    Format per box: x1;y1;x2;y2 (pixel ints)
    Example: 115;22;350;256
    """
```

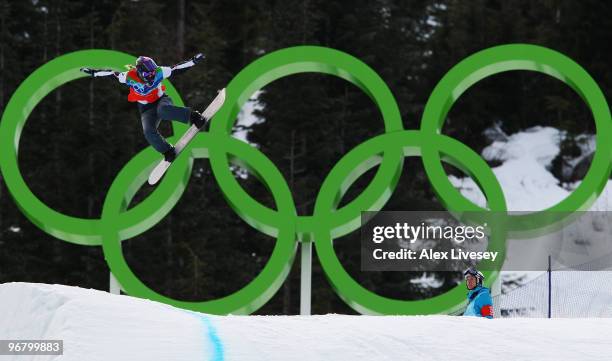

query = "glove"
192;53;205;64
80;67;95;77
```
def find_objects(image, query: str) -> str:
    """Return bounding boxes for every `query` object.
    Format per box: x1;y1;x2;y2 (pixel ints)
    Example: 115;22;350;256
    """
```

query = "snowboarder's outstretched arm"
160;53;205;78
79;52;203;83
80;67;129;84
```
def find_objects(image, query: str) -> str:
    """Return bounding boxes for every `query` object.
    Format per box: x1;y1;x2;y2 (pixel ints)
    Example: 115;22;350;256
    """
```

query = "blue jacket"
464;285;493;318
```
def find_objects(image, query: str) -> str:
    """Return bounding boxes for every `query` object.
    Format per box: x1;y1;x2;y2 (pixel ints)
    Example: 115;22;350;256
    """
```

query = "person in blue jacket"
463;267;494;318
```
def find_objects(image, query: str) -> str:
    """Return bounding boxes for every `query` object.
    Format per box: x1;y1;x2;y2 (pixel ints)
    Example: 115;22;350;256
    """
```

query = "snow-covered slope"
2;282;612;361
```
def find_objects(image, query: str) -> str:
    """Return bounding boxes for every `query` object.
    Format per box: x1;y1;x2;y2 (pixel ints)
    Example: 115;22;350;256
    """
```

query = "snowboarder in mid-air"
80;53;207;163
463;267;494;319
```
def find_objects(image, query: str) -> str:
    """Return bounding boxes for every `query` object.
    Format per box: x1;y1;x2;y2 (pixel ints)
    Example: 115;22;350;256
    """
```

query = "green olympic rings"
1;44;610;315
0;49;190;245
313;130;507;315
420;44;612;234
100;133;299;315
208;46;403;241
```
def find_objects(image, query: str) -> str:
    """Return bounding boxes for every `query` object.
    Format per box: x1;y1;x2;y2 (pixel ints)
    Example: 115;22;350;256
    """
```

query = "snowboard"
148;88;226;185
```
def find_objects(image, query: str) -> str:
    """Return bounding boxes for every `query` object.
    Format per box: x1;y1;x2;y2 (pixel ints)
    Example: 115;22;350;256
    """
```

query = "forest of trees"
1;0;611;314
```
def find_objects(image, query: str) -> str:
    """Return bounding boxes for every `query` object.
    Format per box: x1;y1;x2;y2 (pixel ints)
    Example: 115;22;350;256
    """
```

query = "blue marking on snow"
179;309;224;360
200;314;225;361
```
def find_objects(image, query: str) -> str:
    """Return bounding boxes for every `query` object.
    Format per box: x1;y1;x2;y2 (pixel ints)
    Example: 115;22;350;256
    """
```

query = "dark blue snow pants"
138;95;191;154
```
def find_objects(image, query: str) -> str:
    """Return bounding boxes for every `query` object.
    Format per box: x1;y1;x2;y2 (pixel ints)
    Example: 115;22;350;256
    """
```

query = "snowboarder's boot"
163;147;177;163
190;110;208;130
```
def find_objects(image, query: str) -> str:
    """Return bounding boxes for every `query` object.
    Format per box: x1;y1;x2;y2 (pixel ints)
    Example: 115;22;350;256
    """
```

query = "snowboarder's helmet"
464;267;484;288
136;56;158;85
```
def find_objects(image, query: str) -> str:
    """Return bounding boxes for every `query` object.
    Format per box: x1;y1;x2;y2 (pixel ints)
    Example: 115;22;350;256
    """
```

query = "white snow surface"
2;282;612;361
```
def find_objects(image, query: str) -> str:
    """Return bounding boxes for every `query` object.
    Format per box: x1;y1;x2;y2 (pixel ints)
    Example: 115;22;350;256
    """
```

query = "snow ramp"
1;282;610;361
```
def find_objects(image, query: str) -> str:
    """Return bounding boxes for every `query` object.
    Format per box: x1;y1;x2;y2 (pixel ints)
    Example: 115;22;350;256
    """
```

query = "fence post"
110;272;121;295
300;241;312;315
548;255;552;318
